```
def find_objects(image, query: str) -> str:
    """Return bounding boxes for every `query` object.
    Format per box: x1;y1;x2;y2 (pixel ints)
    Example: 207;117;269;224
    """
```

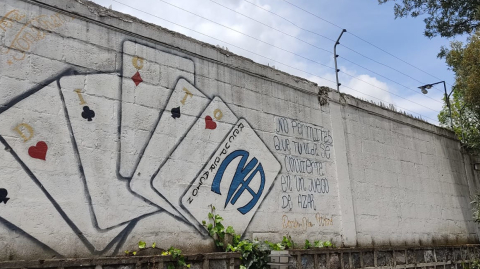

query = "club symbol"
171;107;181;119
82;106;95;121
0;188;10;204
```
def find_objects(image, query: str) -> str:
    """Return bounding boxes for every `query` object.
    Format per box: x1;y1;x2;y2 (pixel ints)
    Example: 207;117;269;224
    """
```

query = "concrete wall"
0;0;478;261
336;99;480;247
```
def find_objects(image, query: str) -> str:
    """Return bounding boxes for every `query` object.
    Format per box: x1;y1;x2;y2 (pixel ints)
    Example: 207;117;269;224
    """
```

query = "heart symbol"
28;141;48;161
205;116;217;130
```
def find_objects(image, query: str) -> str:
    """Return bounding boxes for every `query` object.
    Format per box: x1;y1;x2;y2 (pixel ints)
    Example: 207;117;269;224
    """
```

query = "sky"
89;0;465;125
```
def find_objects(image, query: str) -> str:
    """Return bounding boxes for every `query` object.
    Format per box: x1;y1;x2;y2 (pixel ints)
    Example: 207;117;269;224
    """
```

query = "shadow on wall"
341;102;479;247
437;135;478;245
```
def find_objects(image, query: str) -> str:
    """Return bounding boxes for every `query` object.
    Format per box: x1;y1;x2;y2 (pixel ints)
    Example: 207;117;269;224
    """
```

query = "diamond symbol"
131;71;143;86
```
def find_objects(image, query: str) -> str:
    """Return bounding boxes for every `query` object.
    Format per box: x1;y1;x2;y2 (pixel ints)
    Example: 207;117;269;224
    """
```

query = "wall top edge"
329;90;458;141
24;0;456;141
24;0;322;94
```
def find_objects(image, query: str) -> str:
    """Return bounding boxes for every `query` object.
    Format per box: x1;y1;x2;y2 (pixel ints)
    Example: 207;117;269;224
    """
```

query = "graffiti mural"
0;40;282;256
272;116;336;231
0;9;74;65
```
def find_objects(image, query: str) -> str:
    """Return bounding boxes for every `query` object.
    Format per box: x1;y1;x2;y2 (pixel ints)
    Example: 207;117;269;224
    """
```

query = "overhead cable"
242;0;446;96
153;0;333;69
154;0;440;113
211;0;442;110
111;0;439;123
281;0;449;93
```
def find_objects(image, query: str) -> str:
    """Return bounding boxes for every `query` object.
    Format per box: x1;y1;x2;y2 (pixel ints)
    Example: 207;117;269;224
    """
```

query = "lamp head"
418;85;429;94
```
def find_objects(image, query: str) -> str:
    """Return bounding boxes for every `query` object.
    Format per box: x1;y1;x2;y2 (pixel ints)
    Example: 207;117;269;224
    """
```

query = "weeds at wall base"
202;206;334;269
123;208;336;269
125;242;190;269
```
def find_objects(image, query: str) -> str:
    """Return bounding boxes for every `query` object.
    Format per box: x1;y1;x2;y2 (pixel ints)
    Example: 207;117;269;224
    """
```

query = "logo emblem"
211;150;265;214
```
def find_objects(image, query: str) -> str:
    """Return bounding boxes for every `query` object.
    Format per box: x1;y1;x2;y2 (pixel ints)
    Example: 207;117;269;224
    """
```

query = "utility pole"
334;29;346;92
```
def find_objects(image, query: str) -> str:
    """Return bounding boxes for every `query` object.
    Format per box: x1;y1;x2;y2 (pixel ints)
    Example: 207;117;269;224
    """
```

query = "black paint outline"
124;76;211;230
0;37;284;256
56;71;163;232
0;135;97;253
116;39;198;180
0;68;161;255
145;96;233;236
0;39;206;252
177;117;282;238
0;216;63;258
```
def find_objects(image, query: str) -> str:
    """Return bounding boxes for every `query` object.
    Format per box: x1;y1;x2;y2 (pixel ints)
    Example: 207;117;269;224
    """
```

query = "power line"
210;0;332;54
339;44;445;94
281;0;448;93
339;57;443;104
341;84;438;122
281;0;343;29
242;0;337;43
210;0;442;110
154;0;440;113
110;0;439;123
241;0;445;100
347;32;449;86
153;0;334;70
110;0;334;85
340;71;440;113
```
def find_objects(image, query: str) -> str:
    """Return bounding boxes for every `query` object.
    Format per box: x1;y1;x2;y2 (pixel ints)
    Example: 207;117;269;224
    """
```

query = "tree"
378;0;480;38
438;31;480;149
379;0;480;149
438;90;480;149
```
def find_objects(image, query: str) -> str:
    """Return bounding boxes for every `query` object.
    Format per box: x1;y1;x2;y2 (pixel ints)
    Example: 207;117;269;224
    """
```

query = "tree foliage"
439;31;480;149
379;0;480;149
378;0;480;38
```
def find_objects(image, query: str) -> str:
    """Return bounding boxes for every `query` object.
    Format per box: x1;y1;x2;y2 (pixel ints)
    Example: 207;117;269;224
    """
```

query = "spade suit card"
181;119;281;235
151;96;238;220
129;78;209;214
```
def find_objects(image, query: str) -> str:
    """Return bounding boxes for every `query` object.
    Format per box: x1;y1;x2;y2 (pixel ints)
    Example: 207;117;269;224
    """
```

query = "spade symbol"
171;106;181;119
0;188;10;204
82;106;95;121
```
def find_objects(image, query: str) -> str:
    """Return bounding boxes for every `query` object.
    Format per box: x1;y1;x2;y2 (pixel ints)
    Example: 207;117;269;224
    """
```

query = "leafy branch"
124;240;156;256
162;247;190;269
202;205;239;250
124;241;190;268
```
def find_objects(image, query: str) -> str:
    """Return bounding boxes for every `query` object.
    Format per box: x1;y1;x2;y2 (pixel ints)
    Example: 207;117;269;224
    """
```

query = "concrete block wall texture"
0;0;478;261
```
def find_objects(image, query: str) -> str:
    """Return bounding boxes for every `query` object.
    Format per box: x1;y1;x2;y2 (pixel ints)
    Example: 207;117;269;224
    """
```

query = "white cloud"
90;0;445;125
344;74;393;104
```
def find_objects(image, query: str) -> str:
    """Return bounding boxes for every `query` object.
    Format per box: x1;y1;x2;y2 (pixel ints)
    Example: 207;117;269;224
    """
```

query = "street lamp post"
418;81;454;128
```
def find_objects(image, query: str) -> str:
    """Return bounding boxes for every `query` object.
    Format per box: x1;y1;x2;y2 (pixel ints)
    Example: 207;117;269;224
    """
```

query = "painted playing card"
129;78;209;214
180;119;281;235
119;41;195;178
0;81;126;253
60;73;159;229
151;97;238;220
